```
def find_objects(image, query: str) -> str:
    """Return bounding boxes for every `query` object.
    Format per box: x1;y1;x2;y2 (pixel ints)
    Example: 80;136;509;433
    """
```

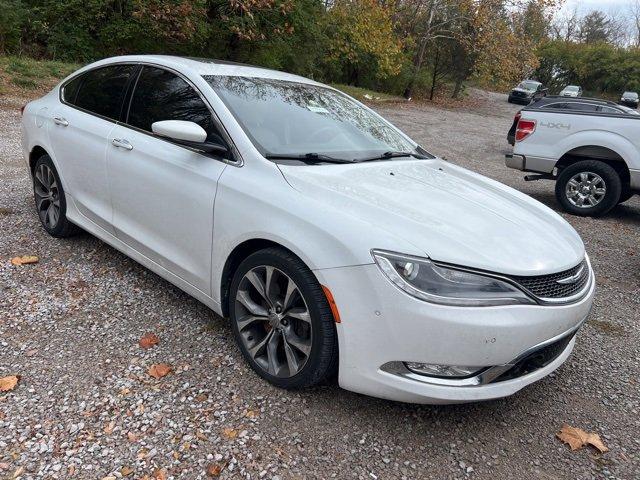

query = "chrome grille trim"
508;257;592;305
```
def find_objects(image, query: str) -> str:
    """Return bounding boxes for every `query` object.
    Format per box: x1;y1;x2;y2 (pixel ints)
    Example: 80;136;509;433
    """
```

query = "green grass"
330;83;403;103
0;56;79;93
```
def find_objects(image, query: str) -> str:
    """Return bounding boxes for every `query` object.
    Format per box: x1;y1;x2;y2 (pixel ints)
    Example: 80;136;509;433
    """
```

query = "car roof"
527;95;619;109
66;54;323;87
519;80;541;84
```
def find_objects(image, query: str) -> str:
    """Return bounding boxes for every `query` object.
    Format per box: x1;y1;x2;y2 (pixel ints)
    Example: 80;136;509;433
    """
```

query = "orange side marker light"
321;285;341;323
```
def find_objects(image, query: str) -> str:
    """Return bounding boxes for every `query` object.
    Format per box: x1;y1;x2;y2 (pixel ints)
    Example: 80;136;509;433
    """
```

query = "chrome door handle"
53;117;69;127
111;138;133;151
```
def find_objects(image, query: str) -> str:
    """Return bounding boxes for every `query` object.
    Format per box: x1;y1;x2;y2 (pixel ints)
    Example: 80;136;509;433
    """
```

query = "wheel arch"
219;238;304;318
556;145;630;185
29;145;50;174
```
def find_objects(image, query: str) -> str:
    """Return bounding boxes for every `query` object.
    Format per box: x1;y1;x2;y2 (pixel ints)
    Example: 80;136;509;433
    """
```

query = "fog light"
405;362;482;378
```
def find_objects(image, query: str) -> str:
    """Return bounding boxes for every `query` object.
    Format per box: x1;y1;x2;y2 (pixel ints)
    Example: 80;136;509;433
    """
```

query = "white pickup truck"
506;96;639;216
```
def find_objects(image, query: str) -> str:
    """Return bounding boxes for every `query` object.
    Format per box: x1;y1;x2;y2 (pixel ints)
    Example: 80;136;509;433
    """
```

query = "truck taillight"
515;119;536;142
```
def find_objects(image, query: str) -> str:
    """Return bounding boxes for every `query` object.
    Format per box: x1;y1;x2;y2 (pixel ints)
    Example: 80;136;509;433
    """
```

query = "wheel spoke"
236;314;267;331
283;338;301;375
246;270;271;307
266;330;282;375
284;330;311;356
248;329;273;360
36;196;49;211
282;277;299;311
236;289;269;316
286;308;311;324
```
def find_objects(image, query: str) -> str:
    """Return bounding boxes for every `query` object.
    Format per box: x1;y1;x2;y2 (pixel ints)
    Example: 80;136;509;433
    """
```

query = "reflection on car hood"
279;159;584;276
512;88;533;94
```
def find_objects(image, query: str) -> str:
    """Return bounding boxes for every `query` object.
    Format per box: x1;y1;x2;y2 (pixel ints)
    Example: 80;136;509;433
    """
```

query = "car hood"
512;88;534;95
279;159;584;276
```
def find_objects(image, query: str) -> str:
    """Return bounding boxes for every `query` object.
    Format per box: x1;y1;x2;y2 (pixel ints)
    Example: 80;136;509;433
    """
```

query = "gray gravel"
1;90;639;480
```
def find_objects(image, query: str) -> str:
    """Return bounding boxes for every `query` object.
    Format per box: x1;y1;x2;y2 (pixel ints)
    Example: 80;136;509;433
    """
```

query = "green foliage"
536;40;640;95
0;0;27;54
0;56;78;92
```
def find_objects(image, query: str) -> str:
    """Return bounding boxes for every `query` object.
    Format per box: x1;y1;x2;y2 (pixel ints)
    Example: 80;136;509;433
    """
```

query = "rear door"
106;66;228;294
48;64;137;232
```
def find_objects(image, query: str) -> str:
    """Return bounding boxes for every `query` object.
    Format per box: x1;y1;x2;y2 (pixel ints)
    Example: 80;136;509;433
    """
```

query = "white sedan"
20;55;595;404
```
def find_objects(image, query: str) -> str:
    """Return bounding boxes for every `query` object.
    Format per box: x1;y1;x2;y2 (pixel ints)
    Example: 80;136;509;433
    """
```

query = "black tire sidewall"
228;248;337;389
555;161;622;217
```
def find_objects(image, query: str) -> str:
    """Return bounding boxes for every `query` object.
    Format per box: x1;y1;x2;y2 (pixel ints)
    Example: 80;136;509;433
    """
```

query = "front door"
106;66;228;294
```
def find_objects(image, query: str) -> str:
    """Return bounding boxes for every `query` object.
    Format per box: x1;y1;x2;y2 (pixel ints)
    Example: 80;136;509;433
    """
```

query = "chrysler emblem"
556;265;584;285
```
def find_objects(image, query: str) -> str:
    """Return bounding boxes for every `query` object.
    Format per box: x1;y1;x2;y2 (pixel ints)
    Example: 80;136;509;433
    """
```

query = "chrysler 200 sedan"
20;56;594;404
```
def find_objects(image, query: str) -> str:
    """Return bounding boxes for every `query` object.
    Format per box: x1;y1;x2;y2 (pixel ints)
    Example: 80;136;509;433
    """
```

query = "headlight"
372;250;535;307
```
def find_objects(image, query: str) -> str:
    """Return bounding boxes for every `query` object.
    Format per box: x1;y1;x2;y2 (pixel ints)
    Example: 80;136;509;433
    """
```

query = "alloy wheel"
234;265;312;378
34;163;61;229
565;171;606;208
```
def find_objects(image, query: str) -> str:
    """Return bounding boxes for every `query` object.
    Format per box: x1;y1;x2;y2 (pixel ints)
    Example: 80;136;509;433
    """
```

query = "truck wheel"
555;161;621;217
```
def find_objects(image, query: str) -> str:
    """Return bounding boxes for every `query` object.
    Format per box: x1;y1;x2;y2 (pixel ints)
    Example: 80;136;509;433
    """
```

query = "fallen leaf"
139;333;160;350
206;463;224;477
13;466;25;478
68;464;76;476
127;431;139;443
0;376;20;392
153;468;167;480
222;427;238;439
556;424;609;453
120;465;134;476
148;363;171;379
104;420;115;435
196;430;208;441
10;255;38;266
245;409;259;419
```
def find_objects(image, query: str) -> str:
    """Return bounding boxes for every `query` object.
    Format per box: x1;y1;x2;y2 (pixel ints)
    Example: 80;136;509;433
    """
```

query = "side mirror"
151;120;228;155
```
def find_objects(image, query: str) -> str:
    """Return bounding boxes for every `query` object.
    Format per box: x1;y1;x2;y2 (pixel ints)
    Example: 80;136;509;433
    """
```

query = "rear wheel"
555;160;621;217
32;155;81;237
229;247;338;389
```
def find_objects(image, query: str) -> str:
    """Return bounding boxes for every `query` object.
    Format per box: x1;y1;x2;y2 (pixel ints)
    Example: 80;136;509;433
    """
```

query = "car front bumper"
315;263;594;404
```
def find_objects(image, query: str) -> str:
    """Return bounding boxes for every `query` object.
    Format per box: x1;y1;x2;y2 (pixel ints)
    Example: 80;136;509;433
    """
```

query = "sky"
561;0;634;14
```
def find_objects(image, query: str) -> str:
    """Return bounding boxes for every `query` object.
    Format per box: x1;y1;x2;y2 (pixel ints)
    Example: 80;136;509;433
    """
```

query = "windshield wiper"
265;153;353;164
357;151;430;163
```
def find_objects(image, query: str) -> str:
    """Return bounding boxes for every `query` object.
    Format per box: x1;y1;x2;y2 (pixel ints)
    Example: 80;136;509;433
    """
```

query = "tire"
32;155;81;237
228;247;338;389
555;160;621;217
618;184;634;204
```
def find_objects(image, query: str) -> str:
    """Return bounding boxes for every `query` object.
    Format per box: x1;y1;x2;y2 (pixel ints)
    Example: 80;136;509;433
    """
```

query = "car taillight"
515;119;536;142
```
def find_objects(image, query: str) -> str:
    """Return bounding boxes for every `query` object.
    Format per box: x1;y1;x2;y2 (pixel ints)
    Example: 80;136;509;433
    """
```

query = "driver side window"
127;66;225;144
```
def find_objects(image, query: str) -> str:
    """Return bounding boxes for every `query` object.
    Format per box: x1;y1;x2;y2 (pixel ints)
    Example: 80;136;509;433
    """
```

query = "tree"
579;11;612;44
325;0;404;85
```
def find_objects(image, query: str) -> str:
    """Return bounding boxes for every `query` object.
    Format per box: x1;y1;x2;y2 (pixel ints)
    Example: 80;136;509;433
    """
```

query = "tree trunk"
429;47;440;101
404;38;427;99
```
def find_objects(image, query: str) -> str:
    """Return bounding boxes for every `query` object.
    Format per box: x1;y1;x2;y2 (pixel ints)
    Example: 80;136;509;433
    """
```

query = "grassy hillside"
0;57;79;98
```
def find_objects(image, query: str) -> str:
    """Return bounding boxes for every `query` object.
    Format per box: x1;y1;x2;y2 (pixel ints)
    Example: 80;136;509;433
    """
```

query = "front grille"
492;333;574;383
509;259;589;301
512;91;527;98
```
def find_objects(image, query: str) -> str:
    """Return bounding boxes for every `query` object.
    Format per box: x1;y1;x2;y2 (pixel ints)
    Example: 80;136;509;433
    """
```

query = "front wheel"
229;247;338;389
555;160;621;217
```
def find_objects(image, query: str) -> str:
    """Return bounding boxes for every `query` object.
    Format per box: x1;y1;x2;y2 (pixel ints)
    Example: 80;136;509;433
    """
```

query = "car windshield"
623;92;638;99
564;86;579;92
517;81;539;91
204;75;426;162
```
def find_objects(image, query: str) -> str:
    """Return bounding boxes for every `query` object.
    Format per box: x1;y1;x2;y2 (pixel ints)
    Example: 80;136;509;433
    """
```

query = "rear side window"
127;66;222;143
61;75;82;104
541;102;568;109
72;65;136;120
564;102;599;112
599;106;622;114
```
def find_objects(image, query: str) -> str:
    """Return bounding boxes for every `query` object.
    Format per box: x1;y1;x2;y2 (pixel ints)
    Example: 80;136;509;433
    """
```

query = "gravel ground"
1;90;639;480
